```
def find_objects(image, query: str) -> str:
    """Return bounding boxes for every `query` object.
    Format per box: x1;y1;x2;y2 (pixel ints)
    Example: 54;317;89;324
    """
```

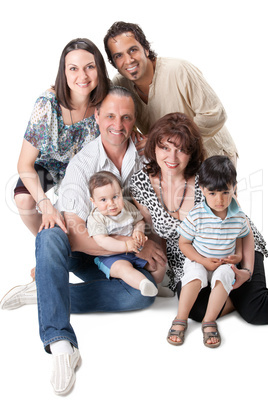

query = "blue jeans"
35;227;155;352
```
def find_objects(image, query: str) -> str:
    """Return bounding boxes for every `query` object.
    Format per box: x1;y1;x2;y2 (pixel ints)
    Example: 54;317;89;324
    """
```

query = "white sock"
139;279;158;297
50;340;74;356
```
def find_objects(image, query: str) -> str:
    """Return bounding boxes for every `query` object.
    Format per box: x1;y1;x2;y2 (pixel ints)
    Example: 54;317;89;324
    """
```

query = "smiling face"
155;137;191;177
65;49;98;99
95;93;136;149
107;32;150;82
90;181;124;216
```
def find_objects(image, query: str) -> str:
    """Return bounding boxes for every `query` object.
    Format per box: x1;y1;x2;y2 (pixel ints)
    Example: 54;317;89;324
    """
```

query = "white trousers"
181;258;235;295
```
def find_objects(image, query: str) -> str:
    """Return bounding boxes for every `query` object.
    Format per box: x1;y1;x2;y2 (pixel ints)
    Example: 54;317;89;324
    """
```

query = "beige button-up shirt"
113;57;238;162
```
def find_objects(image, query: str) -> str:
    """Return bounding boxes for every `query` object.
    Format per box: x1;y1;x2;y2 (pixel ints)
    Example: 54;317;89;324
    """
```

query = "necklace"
134;84;149;102
70;100;90;157
134;84;147;96
159;171;187;214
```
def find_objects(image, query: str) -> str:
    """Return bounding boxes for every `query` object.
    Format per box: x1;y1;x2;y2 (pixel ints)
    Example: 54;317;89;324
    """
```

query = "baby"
87;171;158;297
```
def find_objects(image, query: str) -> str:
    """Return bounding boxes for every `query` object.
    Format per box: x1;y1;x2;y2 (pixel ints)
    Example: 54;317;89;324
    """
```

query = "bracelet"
125;242;128;255
36;197;50;214
242;268;252;282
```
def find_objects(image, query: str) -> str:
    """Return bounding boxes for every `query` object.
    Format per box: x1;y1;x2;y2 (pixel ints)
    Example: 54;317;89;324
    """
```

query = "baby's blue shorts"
94;253;147;279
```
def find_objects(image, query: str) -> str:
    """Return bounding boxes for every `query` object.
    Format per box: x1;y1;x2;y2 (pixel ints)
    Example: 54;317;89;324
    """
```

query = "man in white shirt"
34;87;166;395
104;21;238;164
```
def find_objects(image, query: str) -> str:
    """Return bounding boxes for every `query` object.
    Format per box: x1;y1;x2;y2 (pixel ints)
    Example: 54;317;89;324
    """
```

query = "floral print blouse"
24;91;100;188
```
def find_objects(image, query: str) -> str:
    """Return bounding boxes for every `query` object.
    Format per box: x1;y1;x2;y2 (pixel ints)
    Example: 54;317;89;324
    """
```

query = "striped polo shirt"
178;198;250;258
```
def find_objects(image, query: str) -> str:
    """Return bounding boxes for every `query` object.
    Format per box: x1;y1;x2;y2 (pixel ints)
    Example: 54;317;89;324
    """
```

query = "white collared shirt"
56;136;144;221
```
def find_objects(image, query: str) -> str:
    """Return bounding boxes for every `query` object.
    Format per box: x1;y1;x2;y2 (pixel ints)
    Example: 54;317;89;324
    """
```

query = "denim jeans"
35;226;156;352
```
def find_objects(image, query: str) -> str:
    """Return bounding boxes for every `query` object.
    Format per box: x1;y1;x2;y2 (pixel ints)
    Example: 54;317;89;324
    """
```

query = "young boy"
167;155;252;348
87;171;160;297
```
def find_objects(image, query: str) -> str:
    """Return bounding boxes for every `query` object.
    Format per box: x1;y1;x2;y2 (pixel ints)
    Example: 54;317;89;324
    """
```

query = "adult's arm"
231;228;255;290
227;201;255;288
17;139;66;232
131;198;167;270
178;60;227;139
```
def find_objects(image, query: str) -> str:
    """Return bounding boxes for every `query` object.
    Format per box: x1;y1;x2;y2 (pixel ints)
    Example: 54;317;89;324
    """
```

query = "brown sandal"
167;319;188;346
202;321;221;348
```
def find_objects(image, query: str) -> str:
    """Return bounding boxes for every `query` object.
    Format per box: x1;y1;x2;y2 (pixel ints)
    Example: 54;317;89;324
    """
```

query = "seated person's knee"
15;193;36;211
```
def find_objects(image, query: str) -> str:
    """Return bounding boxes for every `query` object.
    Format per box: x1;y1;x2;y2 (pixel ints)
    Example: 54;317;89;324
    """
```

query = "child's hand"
132;230;148;247
126;238;141;253
203;258;222;271
221;254;242;265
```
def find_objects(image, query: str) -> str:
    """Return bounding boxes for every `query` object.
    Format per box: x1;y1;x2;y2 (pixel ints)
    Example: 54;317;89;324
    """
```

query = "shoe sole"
0;281;36;310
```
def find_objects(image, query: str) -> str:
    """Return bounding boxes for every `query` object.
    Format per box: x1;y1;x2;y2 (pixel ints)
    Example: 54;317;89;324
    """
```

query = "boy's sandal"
202;321;221;348
167;319;188;346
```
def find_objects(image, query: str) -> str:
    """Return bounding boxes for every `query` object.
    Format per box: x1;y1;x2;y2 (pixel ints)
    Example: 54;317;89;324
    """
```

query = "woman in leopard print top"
131;112;268;324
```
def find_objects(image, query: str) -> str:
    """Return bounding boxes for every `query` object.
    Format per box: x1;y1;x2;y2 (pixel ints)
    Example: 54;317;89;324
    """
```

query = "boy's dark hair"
198;155;237;191
89;171;122;197
104;21;157;67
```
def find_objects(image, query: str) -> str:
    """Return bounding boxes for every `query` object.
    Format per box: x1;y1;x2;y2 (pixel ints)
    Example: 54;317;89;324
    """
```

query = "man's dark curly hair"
104;21;157;67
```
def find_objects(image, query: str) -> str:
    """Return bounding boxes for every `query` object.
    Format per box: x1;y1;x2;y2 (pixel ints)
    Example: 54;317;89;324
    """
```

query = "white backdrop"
1;0;267;401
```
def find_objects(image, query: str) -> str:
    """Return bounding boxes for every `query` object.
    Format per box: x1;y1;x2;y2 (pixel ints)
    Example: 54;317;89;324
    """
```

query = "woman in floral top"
14;38;110;237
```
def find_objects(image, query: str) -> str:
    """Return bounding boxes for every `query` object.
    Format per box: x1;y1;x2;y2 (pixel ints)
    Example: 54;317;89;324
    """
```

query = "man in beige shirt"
104;21;238;163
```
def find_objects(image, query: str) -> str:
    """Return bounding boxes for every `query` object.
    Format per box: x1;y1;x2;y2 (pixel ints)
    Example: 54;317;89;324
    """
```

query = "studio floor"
1;286;268;401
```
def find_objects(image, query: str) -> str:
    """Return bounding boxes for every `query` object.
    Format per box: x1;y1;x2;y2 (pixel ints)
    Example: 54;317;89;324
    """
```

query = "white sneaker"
0;281;37;310
51;347;81;395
